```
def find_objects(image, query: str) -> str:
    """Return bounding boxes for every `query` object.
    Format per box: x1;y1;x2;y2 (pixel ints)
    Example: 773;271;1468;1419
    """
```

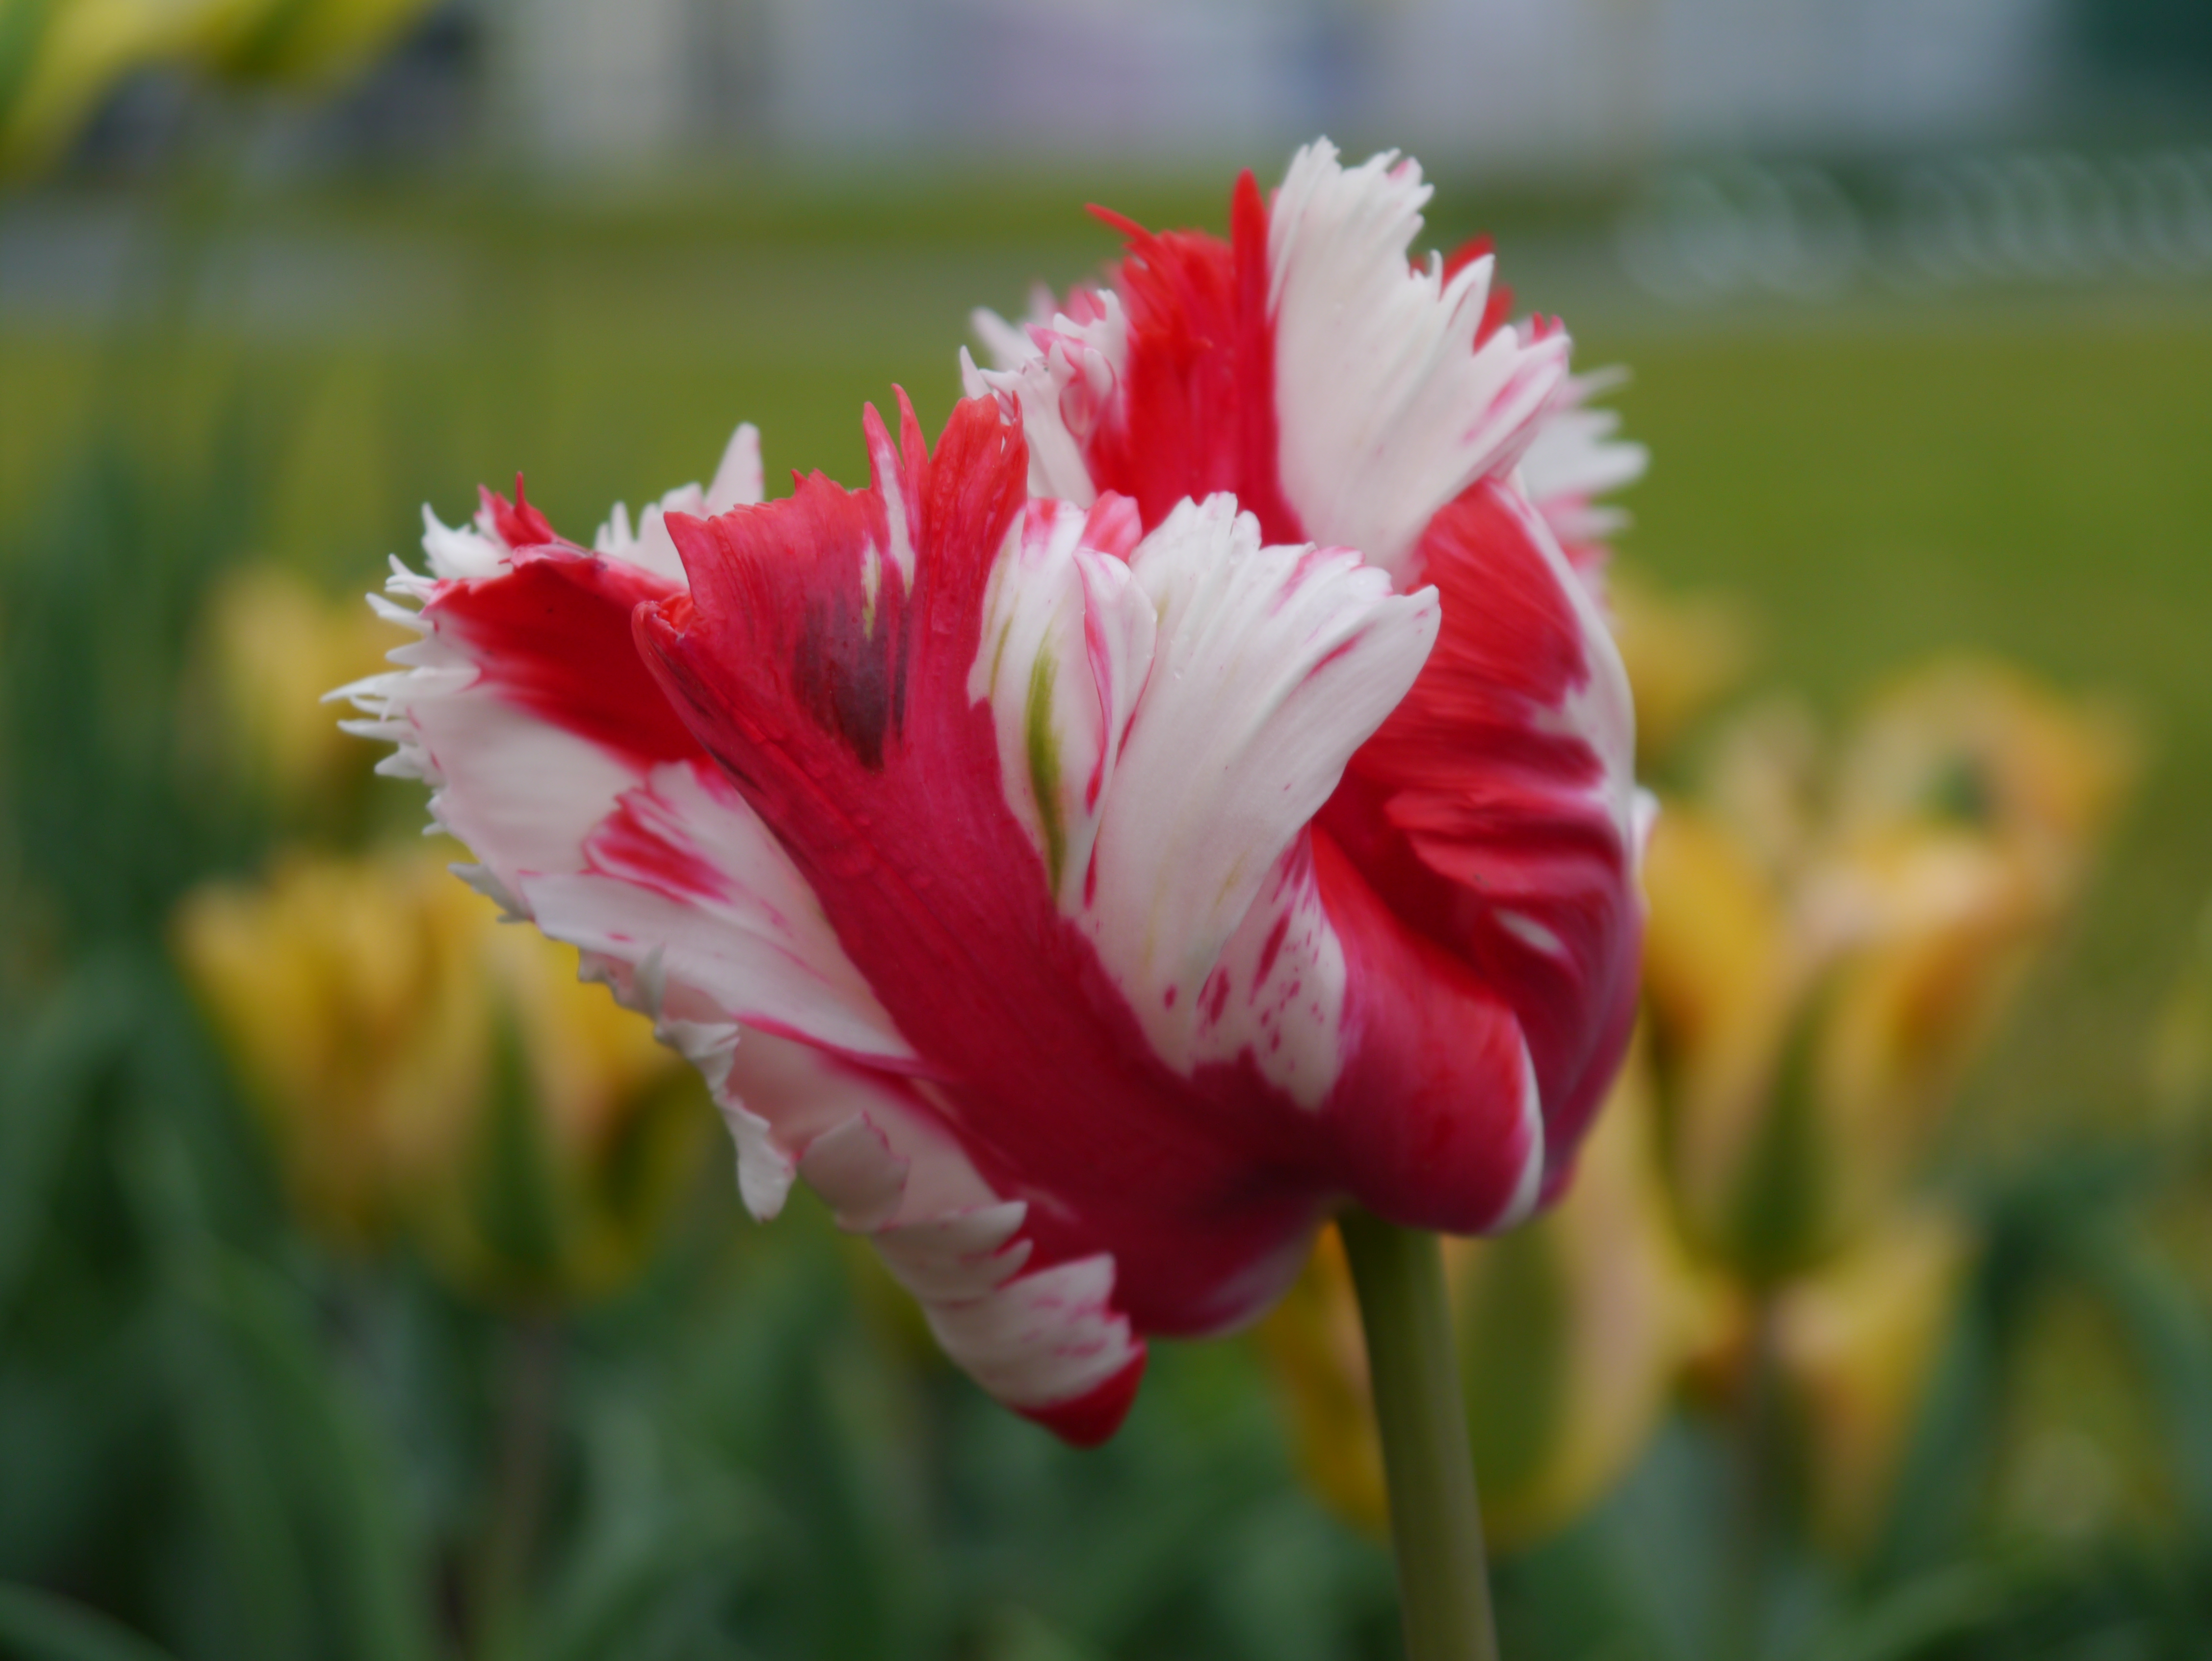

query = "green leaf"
115;1113;433;1661
183;1246;437;1661
1798;1566;2008;1661
2057;1217;2212;1542
0;1582;179;1661
0;958;147;1316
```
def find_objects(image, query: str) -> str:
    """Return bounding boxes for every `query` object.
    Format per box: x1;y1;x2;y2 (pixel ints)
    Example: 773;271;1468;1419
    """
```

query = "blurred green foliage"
2;171;2211;1660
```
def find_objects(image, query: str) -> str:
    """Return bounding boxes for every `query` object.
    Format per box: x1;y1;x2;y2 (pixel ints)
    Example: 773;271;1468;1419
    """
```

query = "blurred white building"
486;0;2070;172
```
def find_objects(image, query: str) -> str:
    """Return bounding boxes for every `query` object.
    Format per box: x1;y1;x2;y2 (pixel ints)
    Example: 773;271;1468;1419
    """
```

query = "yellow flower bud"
1640;803;1808;1271
1255;1224;1390;1535
1453;1039;1732;1548
184;564;400;831
172;846;707;1305
1605;566;1757;770
192;0;443;89
1644;660;2127;1277
1770;1206;1974;1552
173;847;492;1247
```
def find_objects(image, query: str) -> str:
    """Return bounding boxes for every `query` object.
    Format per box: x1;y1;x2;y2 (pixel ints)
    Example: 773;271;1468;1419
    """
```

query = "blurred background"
2;2;2210;1659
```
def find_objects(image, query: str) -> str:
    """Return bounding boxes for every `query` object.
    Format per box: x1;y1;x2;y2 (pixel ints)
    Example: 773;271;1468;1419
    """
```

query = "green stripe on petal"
1026;644;1065;891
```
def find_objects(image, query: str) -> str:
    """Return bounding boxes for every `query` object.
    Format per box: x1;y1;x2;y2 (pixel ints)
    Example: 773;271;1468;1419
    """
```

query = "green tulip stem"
1340;1210;1500;1661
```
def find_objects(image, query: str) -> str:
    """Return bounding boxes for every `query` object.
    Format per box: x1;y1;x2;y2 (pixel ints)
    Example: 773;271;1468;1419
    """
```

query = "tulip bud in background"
1604;565;1756;773
0;0;440;177
173;846;709;1305
1639;800;1810;1276
1831;659;2130;888
182;563;398;836
2145;897;2212;1132
1257;1226;1390;1535
1259;1041;1729;1550
1645;660;2128;1280
190;0;438;89
1768;1206;1974;1553
1;0;241;174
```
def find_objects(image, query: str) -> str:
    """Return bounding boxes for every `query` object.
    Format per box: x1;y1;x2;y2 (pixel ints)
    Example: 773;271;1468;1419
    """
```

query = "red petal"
1309;828;1545;1232
1014;1350;1148;1447
1329;479;1641;1188
1081;175;1303;544
484;475;558;550
429;545;703;771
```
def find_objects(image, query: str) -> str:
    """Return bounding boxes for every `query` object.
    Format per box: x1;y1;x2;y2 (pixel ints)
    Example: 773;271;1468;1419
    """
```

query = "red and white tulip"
340;142;1647;1446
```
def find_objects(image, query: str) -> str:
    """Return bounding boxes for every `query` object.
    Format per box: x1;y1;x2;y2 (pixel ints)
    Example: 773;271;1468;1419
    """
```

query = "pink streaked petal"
873;1200;1033;1301
1081;176;1304;545
1080;495;1438;1104
1266;140;1571;588
348;475;920;1224
680;997;1143;1435
1517;368;1647;567
967;496;1157;912
341;541;698;896
1195;835;1348;1110
516;759;917;1069
434;549;700;768
695;1030;1142;1431
922;1253;1143;1424
960;286;1130;507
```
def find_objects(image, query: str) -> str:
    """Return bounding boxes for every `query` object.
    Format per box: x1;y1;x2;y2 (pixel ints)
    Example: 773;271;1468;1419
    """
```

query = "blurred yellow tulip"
185;562;399;831
1;0;438;177
1646;660;2128;1278
1258;1041;1728;1549
1255;1222;1388;1534
191;0;439;90
1830;659;2130;881
1605;565;1757;770
0;0;253;174
1454;1040;1732;1546
1770;1206;1973;1552
173;846;709;1306
2144;896;2212;1131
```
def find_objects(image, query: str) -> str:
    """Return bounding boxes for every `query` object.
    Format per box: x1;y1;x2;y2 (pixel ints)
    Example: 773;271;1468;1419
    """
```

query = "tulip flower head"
340;143;1647;1442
